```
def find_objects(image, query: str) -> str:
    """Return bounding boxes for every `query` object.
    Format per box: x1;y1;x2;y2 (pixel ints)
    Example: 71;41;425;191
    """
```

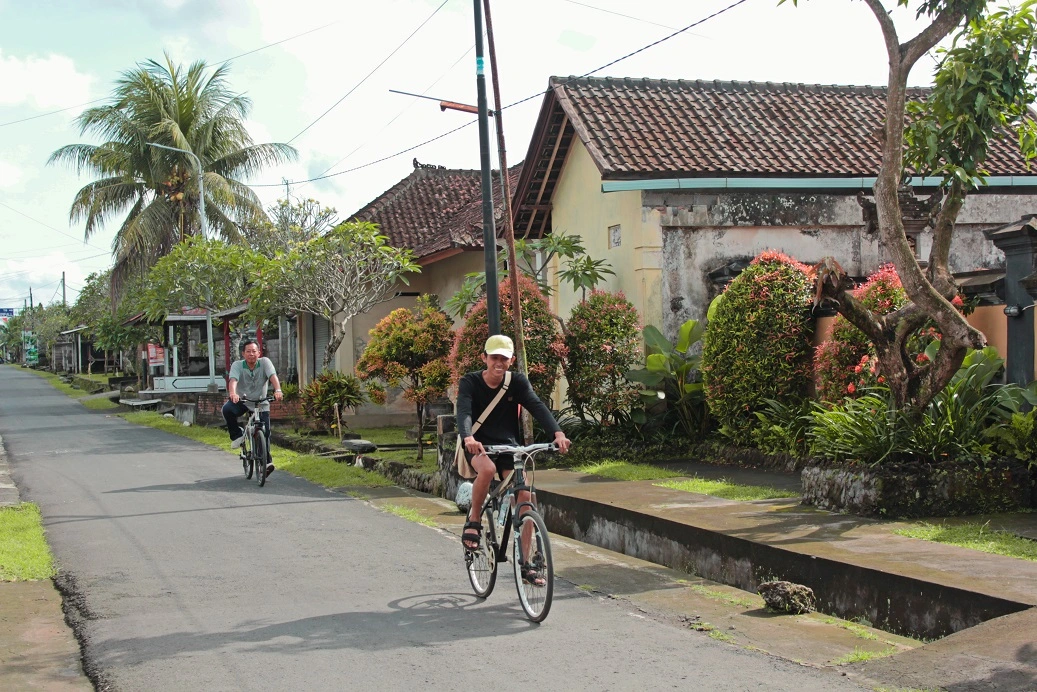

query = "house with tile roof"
512;76;1037;345
293;159;519;401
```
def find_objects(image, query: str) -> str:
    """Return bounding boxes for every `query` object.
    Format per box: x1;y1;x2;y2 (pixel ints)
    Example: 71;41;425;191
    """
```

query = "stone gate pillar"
985;215;1037;385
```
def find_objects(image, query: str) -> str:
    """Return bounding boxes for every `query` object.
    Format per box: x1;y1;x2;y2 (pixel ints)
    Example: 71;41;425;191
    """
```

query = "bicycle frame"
481;443;554;563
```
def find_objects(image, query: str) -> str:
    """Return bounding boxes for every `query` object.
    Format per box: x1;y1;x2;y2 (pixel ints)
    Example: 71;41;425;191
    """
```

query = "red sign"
147;343;165;366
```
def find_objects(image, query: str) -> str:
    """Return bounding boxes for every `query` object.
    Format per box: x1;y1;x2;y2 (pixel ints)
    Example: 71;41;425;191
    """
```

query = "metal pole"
62;272;66;307
147;142;206;236
473;0;500;335
205;310;217;392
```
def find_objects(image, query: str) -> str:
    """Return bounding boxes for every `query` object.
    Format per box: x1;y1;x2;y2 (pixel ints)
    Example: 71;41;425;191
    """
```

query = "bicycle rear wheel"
513;510;553;622
253;431;268;487
465;504;498;598
242;428;254;480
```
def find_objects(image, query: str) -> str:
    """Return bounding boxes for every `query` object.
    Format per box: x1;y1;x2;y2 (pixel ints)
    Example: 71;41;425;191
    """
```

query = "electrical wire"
255;0;750;187
284;0;451;145
0;200;109;250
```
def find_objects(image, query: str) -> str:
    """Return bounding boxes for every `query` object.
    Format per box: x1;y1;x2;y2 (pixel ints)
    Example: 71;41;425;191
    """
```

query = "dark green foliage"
301;371;366;430
701;251;814;438
751;398;814;457
564;291;642;425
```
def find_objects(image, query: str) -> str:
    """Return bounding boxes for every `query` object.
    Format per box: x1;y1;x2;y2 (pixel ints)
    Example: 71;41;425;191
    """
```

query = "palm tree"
49;54;296;294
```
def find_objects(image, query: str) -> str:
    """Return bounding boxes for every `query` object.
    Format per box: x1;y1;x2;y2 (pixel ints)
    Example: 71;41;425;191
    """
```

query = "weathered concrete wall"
652;191;1034;339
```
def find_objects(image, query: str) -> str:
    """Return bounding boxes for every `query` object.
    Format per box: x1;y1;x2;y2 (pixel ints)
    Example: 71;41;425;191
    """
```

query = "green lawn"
655;477;798;501
280;426;438;473
121;412;392;488
575;460;684;481
893;521;1037;562
0;503;56;581
83;397;120;411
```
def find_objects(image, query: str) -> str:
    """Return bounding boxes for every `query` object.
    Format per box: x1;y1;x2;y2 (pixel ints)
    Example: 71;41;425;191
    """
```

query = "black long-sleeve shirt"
455;371;561;445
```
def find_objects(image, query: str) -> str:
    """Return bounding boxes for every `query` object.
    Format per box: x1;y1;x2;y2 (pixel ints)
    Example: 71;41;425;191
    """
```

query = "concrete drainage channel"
536;489;1031;641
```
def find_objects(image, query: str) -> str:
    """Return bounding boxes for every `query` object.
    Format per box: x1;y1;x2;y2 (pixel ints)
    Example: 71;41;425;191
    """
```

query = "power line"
285;0;451;144
0;200;109;251
561;0;678;30
256;0;750;187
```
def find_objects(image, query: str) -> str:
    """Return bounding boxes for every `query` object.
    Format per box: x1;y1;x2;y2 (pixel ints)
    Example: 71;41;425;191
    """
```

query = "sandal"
462;521;482;551
520;563;546;587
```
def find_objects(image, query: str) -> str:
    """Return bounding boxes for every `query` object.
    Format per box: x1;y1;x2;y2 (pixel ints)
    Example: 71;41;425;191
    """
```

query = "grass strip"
655;477;797;501
893;521;1037;562
575;460;684;481
83;397;120;411
0;503;56;581
381;504;436;527
832;646;897;665
120;411;391;489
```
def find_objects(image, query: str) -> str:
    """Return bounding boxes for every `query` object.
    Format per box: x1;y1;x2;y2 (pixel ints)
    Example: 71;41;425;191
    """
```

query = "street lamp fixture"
147;142;206;235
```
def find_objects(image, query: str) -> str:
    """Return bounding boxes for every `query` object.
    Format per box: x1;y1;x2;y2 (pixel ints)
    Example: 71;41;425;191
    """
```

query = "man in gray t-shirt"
223;339;283;474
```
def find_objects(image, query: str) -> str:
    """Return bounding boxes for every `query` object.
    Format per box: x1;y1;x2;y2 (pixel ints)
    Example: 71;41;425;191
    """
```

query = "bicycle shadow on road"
103;474;343;499
89;590;584;666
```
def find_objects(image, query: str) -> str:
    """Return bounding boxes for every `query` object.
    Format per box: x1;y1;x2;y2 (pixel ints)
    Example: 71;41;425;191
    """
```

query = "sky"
0;0;948;316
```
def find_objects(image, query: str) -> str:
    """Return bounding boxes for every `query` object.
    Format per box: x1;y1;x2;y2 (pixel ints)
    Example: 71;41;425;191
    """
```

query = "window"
608;224;622;249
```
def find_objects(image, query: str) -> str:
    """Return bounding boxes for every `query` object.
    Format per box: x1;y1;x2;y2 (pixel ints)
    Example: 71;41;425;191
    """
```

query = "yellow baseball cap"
484;334;514;358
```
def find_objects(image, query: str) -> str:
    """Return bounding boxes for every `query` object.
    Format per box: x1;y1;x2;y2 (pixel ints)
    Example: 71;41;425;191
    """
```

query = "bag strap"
471;371;511;434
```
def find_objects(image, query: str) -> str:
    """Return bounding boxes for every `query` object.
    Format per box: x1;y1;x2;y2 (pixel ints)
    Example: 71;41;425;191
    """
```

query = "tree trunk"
415;401;425;461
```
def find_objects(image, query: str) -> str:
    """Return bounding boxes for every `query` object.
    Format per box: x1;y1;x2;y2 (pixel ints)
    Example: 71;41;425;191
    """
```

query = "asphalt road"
4;367;863;691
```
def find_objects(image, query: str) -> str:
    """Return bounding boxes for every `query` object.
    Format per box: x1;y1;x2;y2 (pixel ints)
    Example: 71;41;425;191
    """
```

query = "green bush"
450;274;565;402
701;251;814;438
301;371;366;430
810;347;1032;465
988;409;1037;468
280;382;300;402
564;290;642;425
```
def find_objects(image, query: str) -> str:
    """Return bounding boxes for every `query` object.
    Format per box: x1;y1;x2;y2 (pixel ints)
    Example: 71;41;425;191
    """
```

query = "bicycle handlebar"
239;396;275;404
483;442;558;455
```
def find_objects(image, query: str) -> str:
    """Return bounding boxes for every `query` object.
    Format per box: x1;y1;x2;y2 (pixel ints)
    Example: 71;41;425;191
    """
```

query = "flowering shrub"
701;250;814;438
450;274;566;402
564;290;642;424
813;264;966;403
356;295;453;457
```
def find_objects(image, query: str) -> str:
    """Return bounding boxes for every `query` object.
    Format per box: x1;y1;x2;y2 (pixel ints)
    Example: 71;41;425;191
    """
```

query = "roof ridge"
551;74;933;94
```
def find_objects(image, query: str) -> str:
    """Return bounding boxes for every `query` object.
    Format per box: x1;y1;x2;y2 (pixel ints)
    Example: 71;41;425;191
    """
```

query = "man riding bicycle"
223;339;283;477
455;335;570;582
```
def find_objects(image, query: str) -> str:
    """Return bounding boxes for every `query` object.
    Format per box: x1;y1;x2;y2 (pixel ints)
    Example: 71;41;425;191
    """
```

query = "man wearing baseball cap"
455;334;570;580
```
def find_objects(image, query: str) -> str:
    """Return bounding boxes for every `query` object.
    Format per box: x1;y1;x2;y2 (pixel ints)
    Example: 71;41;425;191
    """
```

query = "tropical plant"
799;0;1037;413
241;198;338;258
701;251;815;439
301;370;366;431
751;398;815;457
626;319;709;440
810;347;1036;465
445;232;614;318
449;274;565;403
48;54;297;295
250;220;420;370
279;382;300;402
988;409;1037;469
563;291;643;425
355;296;454;459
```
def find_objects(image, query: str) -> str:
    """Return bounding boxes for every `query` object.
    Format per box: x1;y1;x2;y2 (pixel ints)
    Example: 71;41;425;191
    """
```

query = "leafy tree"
301;371;366;432
564;291;643;425
48;54;296;295
70;270;154;365
140;236;258;320
250;220;420;370
794;0;1037;412
355;295;454;459
450;275;566;404
241;198;339;258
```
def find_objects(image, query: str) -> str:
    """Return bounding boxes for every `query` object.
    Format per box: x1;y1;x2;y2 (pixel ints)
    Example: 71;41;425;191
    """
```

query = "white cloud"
0;161;22;188
0;50;94;110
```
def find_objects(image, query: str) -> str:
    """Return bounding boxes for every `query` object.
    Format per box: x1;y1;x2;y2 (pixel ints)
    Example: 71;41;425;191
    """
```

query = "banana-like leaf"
626;368;664;386
675;319;703;353
643;325;672;355
646;353;669;372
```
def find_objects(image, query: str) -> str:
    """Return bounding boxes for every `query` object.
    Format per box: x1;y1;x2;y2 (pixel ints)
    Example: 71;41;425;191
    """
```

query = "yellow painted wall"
549;139;656;326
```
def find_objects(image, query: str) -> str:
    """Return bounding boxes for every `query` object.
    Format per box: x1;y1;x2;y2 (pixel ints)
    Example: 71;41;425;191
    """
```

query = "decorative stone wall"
802;459;1033;518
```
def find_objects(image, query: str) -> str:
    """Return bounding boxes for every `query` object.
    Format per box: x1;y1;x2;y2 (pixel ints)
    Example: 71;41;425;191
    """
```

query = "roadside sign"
0;308;14;317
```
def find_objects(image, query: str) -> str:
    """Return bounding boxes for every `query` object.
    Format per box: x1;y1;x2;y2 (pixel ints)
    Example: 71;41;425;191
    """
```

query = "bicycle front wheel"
242;430;254;480
465;504;498;598
253;431;268;487
513;510;553;622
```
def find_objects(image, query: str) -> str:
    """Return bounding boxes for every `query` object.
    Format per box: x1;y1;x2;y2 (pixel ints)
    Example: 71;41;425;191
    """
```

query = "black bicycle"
464;442;557;622
238;397;273;487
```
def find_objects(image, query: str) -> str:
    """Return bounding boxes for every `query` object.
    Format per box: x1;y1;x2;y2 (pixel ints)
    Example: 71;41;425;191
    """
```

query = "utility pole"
473;0;500;335
483;0;534;442
62;272;66;307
